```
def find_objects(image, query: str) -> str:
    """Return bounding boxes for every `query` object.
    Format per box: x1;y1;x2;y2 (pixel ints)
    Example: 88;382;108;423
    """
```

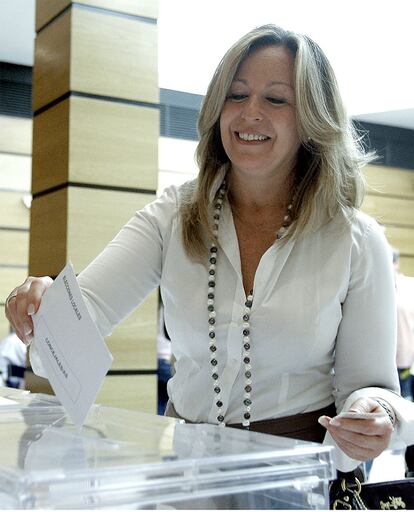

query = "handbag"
330;475;414;510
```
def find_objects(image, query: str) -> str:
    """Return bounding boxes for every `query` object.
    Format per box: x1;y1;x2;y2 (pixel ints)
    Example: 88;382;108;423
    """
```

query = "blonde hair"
180;24;374;259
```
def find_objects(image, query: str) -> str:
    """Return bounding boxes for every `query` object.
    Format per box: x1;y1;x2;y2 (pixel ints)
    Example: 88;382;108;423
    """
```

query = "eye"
227;93;248;102
267;97;287;105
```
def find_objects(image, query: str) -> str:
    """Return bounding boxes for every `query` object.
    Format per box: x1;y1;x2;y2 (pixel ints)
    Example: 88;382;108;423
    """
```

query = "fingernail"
27;304;35;316
330;418;341;427
23;323;32;336
25;334;34;346
318;416;328;427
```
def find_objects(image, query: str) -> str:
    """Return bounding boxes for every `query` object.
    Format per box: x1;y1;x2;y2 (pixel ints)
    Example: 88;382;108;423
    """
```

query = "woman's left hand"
318;397;394;461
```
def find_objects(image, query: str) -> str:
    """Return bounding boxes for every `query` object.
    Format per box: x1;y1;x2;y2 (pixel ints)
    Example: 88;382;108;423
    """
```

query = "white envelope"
32;262;113;428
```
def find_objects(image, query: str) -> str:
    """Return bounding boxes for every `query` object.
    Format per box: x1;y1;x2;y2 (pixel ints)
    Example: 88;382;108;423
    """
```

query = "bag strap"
332;477;367;510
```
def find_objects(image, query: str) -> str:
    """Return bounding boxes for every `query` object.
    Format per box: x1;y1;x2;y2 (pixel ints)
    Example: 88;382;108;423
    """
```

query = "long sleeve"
326;217;410;471
76;186;179;337
29;186;179;376
333;218;399;409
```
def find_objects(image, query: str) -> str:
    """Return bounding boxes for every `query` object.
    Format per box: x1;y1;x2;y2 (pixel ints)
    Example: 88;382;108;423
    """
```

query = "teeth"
238;132;269;141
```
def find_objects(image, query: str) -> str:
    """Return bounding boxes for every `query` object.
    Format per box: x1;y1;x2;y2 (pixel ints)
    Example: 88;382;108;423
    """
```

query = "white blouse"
30;181;414;471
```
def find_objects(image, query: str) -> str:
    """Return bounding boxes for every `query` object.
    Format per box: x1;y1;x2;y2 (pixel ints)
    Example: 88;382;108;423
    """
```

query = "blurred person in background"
393;248;414;476
0;328;27;388
393;249;414;401
157;298;172;415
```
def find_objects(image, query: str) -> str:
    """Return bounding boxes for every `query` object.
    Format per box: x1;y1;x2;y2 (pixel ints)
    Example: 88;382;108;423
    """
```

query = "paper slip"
32;262;113;428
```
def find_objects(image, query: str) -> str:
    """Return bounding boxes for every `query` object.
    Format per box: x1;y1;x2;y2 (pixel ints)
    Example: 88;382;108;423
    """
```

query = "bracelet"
373;398;396;426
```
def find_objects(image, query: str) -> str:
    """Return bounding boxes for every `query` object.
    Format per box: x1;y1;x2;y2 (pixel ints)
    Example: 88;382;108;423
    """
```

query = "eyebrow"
232;78;294;90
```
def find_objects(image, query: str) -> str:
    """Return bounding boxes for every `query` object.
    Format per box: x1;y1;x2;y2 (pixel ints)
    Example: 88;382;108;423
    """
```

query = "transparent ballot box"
0;388;335;509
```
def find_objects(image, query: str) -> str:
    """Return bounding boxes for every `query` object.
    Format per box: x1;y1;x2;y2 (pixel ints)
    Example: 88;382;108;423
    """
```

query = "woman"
5;25;412;471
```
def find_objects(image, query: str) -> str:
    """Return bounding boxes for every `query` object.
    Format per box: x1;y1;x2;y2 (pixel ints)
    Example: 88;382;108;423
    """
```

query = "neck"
227;170;294;212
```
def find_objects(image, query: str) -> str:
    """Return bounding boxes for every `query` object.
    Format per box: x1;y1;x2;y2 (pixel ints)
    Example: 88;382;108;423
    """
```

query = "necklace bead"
208;180;292;428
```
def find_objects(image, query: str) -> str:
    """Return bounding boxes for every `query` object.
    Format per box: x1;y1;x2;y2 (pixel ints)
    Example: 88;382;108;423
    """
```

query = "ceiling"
354;109;414;131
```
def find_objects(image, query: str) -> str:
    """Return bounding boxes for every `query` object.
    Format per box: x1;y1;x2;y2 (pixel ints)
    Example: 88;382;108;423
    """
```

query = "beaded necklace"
208;181;293;428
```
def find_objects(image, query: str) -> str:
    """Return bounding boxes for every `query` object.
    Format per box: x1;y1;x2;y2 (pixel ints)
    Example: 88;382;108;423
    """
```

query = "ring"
5;290;18;308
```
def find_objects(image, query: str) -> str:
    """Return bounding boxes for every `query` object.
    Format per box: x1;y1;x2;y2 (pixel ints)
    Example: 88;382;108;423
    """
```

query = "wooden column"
26;0;160;413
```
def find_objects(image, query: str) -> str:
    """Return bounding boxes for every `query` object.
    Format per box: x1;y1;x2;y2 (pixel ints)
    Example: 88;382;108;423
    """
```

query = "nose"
241;96;263;122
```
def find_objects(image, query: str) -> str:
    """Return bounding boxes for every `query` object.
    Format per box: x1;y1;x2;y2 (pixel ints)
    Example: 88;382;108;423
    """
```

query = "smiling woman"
219;46;300;193
5;24;414;478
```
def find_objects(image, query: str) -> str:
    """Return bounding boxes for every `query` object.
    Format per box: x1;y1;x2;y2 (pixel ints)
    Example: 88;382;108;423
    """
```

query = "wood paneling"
29;189;68;277
0;231;29;266
35;6;159;110
364;165;414;199
31;0;160;410
32;99;69;194
24;370;53;394
363;165;414;276
362;195;414;228
66;187;155;273
0;306;10;340
32;97;158;194
0;116;31;345
96;374;157;413
0;154;31;191
0;267;28;304
36;0;71;31
385;226;414;257
0;116;32;155
33;8;71;111
25;371;157;414
29;187;155;276
71;7;158;103
107;290;158;370
400;256;414;277
0;191;30;229
36;0;158;31
76;0;158;18
69;96;159;190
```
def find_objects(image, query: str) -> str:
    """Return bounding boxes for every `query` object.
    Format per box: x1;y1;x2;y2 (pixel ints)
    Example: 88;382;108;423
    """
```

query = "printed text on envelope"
36;316;82;404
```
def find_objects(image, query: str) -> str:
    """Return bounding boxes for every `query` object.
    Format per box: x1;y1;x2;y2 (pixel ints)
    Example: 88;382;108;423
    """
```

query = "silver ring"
5;290;18;308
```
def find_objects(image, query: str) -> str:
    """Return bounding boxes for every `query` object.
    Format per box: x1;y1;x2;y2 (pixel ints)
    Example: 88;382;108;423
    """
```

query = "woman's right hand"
4;276;53;345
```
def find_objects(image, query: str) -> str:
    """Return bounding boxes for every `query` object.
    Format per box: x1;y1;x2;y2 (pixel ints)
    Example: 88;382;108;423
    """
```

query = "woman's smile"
235;131;271;143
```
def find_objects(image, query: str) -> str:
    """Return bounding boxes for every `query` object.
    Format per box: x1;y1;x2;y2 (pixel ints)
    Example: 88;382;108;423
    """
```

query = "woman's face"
220;45;301;183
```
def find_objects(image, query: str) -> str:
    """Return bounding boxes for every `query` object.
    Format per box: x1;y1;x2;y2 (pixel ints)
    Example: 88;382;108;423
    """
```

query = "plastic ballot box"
0;388;335;509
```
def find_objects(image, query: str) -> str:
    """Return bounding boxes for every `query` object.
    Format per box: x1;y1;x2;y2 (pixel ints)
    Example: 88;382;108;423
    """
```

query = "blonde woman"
6;25;414;472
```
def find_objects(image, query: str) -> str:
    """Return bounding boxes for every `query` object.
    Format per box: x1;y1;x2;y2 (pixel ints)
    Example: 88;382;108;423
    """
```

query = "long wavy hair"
180;24;374;259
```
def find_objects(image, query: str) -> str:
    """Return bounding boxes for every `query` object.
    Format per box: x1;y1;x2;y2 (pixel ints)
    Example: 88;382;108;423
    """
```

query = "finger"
318;415;332;429
4;292;17;322
26;276;53;315
329;416;393;435
14;281;34;342
17;277;52;343
330;427;384;451
329;420;393;449
348;397;386;416
5;286;31;344
333;435;378;461
8;276;52;345
348;397;375;414
327;423;391;461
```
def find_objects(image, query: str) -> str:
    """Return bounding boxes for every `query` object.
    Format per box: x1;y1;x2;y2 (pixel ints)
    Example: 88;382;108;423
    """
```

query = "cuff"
323;387;414;472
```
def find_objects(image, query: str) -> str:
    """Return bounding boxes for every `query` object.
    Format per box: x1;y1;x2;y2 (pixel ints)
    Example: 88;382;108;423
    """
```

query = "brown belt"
165;401;336;443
